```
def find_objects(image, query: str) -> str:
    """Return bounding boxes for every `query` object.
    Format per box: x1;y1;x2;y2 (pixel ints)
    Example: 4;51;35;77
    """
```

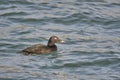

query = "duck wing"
22;44;46;54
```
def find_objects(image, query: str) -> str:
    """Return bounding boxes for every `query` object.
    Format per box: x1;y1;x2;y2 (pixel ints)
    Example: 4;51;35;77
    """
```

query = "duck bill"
60;40;64;43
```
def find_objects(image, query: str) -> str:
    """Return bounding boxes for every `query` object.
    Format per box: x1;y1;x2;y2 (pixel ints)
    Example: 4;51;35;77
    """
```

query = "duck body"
22;44;57;54
21;36;64;54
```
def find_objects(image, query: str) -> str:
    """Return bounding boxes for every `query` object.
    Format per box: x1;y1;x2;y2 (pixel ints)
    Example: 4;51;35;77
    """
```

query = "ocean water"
0;0;120;80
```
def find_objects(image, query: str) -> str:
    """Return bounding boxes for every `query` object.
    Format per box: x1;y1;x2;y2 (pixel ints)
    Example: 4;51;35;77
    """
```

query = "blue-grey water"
0;0;120;80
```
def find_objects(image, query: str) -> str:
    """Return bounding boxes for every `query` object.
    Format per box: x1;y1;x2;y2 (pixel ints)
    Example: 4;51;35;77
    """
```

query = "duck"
21;36;64;54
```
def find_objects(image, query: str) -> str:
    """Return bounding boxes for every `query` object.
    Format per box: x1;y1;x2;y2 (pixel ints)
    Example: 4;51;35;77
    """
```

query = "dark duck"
21;36;64;54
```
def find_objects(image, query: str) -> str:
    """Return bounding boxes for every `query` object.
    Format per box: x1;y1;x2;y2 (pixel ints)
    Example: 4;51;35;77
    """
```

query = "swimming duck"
21;36;64;54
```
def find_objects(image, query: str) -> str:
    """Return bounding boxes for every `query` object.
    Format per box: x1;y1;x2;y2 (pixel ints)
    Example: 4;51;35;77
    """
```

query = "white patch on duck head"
54;37;58;40
54;37;57;40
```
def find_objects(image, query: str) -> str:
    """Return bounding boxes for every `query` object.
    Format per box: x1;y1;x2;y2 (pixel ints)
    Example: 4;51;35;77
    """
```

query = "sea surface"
0;0;120;80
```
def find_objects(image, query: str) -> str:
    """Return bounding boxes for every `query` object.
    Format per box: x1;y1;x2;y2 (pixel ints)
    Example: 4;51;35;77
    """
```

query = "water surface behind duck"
0;0;120;80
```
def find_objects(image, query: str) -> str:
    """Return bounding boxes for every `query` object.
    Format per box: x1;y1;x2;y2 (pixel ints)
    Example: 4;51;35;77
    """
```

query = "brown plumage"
21;36;64;54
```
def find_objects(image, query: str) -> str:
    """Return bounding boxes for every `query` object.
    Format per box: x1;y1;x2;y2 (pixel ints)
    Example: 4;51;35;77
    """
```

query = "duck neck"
47;40;55;47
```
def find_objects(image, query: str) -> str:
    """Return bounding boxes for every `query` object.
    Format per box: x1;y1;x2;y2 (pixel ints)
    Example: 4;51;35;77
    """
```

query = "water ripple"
0;0;120;80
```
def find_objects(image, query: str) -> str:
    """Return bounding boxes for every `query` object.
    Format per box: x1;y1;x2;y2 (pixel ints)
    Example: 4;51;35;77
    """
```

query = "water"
0;0;120;80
